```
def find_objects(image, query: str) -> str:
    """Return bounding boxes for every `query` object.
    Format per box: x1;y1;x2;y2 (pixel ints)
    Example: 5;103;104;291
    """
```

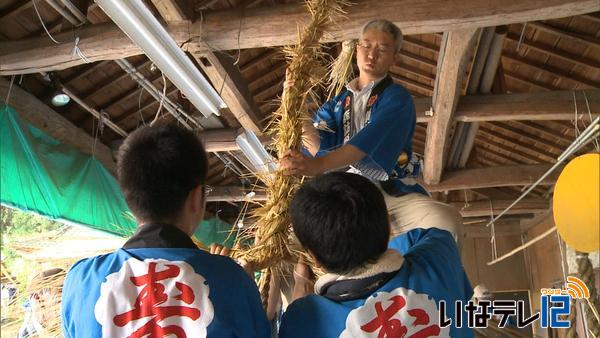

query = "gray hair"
361;19;403;53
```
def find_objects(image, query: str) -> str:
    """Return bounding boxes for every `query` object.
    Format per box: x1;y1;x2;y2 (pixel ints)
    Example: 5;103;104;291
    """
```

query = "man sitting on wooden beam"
280;19;462;245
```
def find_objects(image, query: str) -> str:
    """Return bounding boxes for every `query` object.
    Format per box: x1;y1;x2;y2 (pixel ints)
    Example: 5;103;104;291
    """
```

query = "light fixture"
51;91;70;106
235;130;276;173
95;0;226;118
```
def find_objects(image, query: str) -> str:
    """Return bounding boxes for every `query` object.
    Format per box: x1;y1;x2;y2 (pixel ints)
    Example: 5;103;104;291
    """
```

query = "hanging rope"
236;0;348;271
259;268;272;310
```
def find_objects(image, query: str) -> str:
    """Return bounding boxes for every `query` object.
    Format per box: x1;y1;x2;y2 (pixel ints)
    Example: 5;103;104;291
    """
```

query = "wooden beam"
194;50;264;134
451;198;549;218
150;0;186;22
0;22;191;75
207;165;558;201
423;164;561;192
196;88;600;151
0;77;116;174
452;89;600;122
2;0;597;74
424;29;478;184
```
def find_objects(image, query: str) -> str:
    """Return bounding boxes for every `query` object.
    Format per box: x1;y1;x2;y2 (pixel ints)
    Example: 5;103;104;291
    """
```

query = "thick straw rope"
236;0;348;271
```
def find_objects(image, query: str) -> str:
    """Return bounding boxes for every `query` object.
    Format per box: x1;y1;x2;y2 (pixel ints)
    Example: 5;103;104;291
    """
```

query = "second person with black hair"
279;172;473;337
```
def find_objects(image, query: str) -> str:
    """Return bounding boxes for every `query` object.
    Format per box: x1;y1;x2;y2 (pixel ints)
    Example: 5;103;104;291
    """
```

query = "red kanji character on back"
360;295;442;338
361;295;408;338
113;262;201;338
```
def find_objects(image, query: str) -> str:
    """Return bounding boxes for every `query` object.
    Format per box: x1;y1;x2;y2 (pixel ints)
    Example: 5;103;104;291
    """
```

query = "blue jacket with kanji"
279;228;474;338
61;223;270;338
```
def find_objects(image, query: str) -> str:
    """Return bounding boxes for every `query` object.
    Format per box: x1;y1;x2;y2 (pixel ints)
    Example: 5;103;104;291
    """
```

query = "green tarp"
1;105;236;246
1;104;136;236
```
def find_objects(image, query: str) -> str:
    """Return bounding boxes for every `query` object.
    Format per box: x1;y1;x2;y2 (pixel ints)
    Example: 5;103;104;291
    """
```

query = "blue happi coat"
313;81;428;196
61;223;270;338
279;228;474;338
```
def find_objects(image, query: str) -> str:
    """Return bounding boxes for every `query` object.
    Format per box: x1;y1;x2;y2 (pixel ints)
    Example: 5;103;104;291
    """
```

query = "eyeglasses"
357;41;393;55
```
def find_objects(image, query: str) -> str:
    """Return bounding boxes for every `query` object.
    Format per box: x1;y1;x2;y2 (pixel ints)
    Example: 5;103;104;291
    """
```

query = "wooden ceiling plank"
391;64;435;82
512;120;572;146
529;21;600;46
240;49;280;74
492;121;565;153
478;125;557;162
506;33;600;69
503;71;555;91
390;73;434;93
502;53;599;88
476;134;539;164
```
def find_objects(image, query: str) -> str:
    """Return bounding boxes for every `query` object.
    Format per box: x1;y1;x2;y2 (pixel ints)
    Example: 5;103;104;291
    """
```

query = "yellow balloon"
553;153;600;253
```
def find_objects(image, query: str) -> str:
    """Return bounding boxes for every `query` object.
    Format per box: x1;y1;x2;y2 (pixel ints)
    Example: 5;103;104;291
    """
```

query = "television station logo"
439;276;590;329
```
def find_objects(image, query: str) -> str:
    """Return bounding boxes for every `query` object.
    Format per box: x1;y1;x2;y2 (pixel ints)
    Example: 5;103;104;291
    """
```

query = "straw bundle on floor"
235;0;348;271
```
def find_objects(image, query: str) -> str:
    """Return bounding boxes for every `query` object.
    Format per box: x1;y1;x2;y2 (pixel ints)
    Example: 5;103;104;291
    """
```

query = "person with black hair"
61;123;270;338
279;172;473;337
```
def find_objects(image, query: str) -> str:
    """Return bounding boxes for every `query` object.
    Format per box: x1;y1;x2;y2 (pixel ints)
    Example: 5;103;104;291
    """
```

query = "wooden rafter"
194;50;264;134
